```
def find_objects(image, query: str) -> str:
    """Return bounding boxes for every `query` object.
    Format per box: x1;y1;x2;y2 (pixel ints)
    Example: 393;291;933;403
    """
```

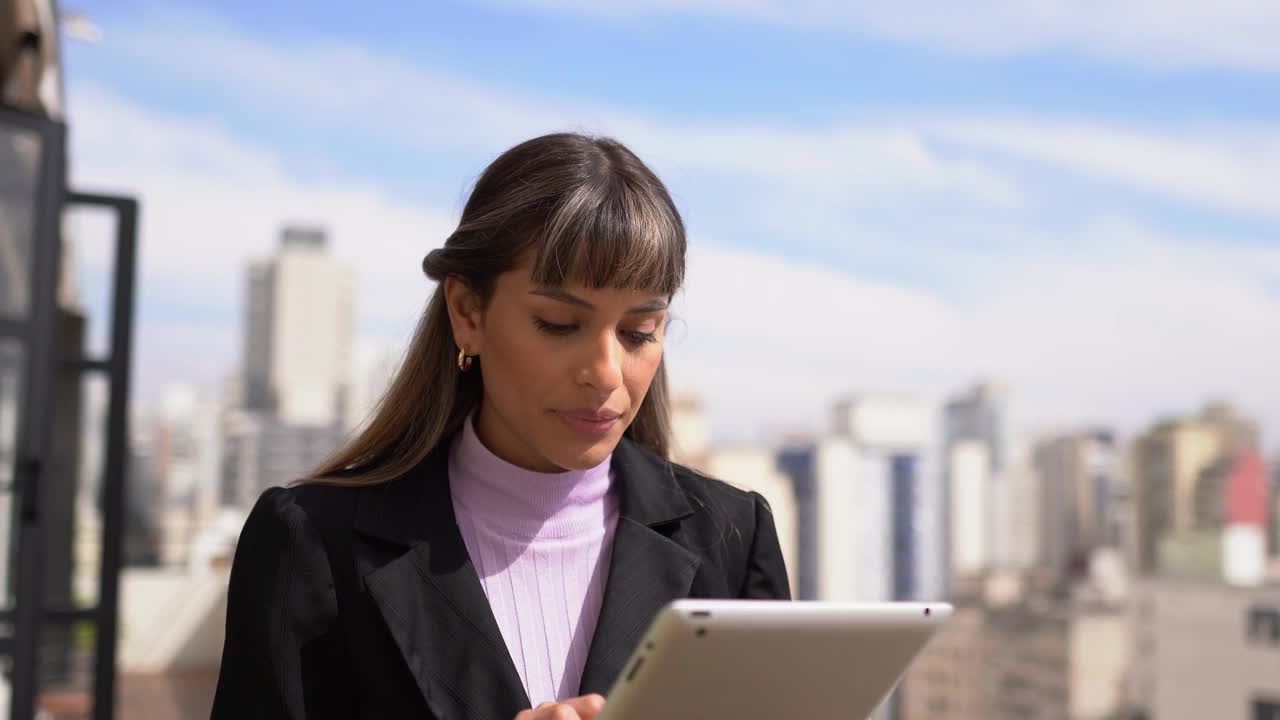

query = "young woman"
211;133;791;720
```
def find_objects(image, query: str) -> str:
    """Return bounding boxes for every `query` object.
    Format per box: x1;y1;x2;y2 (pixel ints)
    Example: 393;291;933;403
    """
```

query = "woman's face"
446;261;670;472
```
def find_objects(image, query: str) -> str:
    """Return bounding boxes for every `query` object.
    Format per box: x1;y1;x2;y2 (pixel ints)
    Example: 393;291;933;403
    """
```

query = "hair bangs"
530;175;685;296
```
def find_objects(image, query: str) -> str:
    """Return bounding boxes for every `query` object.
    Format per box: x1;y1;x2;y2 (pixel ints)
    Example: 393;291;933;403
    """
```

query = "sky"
58;0;1280;450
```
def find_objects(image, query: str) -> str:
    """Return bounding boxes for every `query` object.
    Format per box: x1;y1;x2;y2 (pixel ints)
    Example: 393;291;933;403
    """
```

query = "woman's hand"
514;694;606;720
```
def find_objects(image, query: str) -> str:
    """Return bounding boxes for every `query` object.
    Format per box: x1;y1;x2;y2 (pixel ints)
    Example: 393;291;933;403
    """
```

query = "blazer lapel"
355;445;530;720
578;438;701;696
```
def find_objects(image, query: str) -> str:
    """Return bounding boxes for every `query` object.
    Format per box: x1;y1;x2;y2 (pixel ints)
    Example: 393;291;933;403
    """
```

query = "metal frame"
5;103;68;720
67;191;138;720
1;106;138;720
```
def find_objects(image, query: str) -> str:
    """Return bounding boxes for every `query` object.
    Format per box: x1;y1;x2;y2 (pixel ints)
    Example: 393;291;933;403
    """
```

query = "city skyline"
56;0;1280;453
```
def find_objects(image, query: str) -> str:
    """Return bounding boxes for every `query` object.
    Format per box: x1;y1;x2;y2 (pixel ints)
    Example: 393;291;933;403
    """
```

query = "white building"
777;437;893;602
943;382;1036;585
243;226;354;428
949;440;991;579
832;394;943;600
149;383;224;567
670;391;712;471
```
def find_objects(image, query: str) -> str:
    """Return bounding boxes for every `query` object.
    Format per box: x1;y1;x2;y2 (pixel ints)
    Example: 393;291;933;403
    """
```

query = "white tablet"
598;599;953;720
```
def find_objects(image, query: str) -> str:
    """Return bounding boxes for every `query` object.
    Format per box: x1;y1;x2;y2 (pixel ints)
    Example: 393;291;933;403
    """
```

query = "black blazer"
210;434;791;720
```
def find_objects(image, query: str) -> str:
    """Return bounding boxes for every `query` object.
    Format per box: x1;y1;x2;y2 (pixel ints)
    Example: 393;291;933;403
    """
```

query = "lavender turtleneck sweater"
448;416;620;707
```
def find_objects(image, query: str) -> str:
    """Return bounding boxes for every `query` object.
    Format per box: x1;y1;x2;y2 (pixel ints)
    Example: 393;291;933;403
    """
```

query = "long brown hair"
303;133;687;486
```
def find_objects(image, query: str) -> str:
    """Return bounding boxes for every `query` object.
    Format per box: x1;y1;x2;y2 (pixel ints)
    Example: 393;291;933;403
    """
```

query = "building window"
1252;697;1280;720
1247;606;1280;647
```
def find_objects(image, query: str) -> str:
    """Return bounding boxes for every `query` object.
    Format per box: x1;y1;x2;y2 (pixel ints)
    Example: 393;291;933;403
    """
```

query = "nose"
578;330;623;394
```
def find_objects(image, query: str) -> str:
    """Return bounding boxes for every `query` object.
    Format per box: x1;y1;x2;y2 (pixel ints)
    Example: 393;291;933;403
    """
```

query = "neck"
449;413;615;539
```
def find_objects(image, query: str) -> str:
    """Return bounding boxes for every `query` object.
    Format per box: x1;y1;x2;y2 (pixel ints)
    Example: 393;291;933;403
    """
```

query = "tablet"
597;599;953;720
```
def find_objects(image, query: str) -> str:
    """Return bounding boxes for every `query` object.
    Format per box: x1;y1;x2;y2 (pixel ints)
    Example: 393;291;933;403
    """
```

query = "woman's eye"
623;329;659;345
533;317;577;336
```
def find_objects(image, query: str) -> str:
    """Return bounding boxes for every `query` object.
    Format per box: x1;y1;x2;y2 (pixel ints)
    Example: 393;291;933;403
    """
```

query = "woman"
211;133;791;720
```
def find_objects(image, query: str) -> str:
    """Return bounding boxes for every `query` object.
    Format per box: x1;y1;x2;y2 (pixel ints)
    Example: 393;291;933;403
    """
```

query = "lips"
562;410;622;422
555;409;623;436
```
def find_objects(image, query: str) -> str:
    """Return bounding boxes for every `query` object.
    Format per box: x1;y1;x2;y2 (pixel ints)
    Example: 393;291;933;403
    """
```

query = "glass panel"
0;338;25;611
36;622;95;720
63;205;118;360
0;123;42;321
72;375;110;610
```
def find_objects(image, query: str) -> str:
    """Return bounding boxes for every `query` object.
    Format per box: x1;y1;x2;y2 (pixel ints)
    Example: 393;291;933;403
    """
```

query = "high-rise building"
831;394;940;600
942;382;1010;590
777;437;891;602
1167;452;1271;588
944;382;1011;472
226;226;356;510
948;440;991;580
1198;401;1260;456
146;384;223;567
1131;419;1223;574
991;458;1041;572
1271;459;1280;559
1033;430;1123;577
242;226;353;428
220;410;346;510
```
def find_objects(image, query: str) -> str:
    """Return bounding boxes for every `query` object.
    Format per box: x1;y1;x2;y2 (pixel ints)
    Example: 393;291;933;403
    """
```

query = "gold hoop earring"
457;348;474;372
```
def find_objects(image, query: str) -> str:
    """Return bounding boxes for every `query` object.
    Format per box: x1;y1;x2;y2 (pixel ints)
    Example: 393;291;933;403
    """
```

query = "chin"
549;434;621;470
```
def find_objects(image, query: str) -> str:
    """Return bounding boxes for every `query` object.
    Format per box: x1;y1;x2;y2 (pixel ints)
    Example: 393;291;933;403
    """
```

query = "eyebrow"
529;288;669;314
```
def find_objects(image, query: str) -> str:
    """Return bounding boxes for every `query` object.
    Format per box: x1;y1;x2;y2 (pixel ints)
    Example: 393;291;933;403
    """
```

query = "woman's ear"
443;276;485;354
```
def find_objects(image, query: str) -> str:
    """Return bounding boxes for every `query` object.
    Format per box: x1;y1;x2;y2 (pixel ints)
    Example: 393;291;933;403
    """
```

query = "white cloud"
62;17;1280;450
931;117;1280;221
498;0;1280;72
96;12;1022;212
89;11;1280;225
68;87;455;405
670;235;1280;448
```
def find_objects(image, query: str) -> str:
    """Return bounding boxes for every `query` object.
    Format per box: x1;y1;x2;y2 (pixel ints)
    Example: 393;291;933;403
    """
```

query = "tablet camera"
924;607;932;617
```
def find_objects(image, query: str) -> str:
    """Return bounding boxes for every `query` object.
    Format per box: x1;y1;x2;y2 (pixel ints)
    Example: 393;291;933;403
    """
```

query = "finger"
563;694;606;718
541;705;581;720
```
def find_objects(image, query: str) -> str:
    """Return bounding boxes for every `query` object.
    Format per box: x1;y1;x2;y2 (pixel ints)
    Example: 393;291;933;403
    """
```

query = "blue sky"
60;0;1280;448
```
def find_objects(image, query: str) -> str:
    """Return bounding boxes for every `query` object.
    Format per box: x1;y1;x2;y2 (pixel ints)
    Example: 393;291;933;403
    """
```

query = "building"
242;225;353;428
777;437;892;602
949;440;991;581
226;226;355;510
1130;576;1280;720
143;384;224;567
670;392;712;472
901;564;1132;720
1033;431;1124;578
991;457;1041;572
1160;451;1270;588
1131;419;1223;574
345;346;401;433
705;445;799;598
942;382;1011;590
1131;404;1263;576
1272;459;1280;559
831;394;941;600
1198;401;1261;456
220;409;347;509
900;604;989;719
944;382;1011;473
